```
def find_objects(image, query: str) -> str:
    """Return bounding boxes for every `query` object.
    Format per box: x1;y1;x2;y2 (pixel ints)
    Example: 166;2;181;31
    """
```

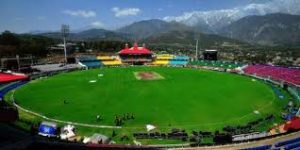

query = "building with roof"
118;43;153;65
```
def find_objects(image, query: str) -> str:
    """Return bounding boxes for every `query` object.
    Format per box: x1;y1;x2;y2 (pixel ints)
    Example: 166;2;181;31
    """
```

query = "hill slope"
117;19;198;40
144;29;246;49
39;28;128;41
220;13;300;46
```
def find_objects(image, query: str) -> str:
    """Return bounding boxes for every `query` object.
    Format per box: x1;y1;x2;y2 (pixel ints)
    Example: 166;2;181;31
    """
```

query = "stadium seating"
152;54;174;65
152;54;189;66
96;56;122;66
242;144;272;150
270;85;285;99
295;147;300;150
0;73;28;83
32;64;83;72
189;60;243;69
243;65;300;85
284;141;300;150
0;83;7;89
274;136;300;147
169;56;189;66
243;136;300;150
0;74;28;100
152;60;169;65
283;117;300;131
77;56;102;68
155;54;175;60
0;81;28;101
169;61;188;65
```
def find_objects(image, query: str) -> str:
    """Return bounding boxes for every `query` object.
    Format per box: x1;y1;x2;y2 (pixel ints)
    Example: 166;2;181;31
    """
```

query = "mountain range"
31;13;300;48
220;13;300;46
117;19;194;40
35;19;242;48
163;0;300;32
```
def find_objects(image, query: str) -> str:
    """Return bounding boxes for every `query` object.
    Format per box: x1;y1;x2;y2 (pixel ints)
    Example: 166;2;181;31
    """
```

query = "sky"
0;0;291;33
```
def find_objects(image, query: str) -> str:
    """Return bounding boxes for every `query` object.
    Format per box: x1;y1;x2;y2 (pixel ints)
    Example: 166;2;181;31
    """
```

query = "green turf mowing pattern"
14;67;287;132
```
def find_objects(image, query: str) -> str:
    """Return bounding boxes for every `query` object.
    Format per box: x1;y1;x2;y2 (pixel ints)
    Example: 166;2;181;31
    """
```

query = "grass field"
14;67;288;136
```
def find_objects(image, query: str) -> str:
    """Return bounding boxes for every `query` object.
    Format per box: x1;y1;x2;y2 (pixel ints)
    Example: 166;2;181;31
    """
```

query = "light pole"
61;24;70;64
195;39;199;61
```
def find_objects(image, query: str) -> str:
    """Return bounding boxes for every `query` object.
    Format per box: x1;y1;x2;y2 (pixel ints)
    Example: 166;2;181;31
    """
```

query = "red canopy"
119;43;152;55
0;73;28;83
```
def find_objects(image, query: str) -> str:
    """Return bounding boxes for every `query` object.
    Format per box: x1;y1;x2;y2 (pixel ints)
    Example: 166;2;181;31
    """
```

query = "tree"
0;31;20;46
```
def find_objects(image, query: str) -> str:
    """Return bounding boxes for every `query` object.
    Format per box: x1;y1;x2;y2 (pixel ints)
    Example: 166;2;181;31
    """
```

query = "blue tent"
38;121;57;137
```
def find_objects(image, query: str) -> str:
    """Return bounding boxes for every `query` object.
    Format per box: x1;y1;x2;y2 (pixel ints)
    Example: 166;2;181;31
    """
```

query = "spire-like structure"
134;42;138;48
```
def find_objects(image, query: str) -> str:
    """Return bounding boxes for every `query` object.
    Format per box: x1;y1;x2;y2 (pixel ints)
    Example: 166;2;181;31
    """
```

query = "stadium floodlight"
194;31;200;61
16;55;20;71
61;24;70;64
195;39;199;61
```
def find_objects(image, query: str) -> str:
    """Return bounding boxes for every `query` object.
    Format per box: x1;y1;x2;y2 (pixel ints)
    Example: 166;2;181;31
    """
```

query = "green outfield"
14;67;288;135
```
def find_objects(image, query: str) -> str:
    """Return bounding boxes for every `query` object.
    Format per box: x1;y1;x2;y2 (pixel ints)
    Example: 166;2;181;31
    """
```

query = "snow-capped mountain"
220;13;300;46
163;0;300;31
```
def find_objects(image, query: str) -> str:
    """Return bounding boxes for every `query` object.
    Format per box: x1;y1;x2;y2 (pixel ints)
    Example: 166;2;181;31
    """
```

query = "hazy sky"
0;0;292;33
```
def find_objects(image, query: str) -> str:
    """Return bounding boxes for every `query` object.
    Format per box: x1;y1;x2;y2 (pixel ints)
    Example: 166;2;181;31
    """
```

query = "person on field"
96;115;102;122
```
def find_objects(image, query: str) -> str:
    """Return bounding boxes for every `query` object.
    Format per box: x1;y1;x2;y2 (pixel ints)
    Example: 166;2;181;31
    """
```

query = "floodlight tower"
61;24;70;64
194;31;200;61
195;39;199;61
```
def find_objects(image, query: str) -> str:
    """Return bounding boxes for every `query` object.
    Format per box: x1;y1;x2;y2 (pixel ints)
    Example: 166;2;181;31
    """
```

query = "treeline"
83;41;130;52
0;31;131;58
0;31;57;58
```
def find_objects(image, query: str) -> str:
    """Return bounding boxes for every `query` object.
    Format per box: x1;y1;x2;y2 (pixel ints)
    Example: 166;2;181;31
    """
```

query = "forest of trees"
0;31;131;58
0;31;56;58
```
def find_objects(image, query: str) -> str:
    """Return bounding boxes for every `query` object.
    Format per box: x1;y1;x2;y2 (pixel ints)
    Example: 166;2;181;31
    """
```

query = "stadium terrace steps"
274;136;300;147
243;65;300;85
295;146;300;150
242;144;272;150
31;64;83;72
242;134;300;150
0;81;28;101
284;141;300;150
0;74;28;100
101;61;122;65
152;54;189;66
79;62;102;68
189;60;243;69
152;60;169;65
78;54;189;66
0;73;28;83
169;60;188;65
96;56;115;61
77;56;102;68
96;56;122;66
0;83;10;90
169;56;189;65
270;85;285;99
155;54;175;60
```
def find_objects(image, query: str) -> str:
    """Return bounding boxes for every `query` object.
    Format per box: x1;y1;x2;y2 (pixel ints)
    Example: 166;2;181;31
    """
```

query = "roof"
119;43;152;55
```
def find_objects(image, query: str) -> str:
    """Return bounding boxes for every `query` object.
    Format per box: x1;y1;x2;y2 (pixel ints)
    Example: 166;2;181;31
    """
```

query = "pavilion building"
118;43;153;65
